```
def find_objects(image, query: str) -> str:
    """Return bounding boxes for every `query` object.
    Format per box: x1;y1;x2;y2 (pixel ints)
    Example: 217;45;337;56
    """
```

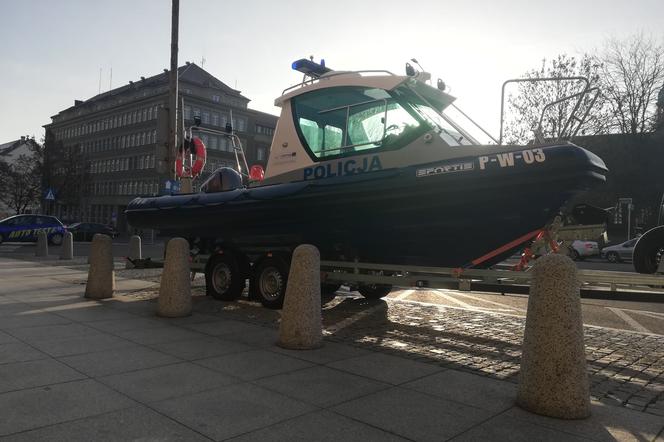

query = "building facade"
43;63;277;231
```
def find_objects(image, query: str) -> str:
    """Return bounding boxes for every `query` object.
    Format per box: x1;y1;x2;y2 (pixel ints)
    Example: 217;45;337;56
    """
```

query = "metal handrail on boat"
281;70;397;95
498;76;598;145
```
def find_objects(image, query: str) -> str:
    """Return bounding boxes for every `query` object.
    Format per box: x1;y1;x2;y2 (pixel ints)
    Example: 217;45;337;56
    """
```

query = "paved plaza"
0;255;663;441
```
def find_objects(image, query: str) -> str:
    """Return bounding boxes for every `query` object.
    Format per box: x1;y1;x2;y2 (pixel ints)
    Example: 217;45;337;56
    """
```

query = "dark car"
0;214;66;245
67;222;117;241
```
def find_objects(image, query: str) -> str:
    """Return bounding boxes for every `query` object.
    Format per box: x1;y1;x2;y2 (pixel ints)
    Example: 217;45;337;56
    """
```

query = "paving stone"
196;349;314;381
6;323;101;343
100;361;240;403
2;404;209;441
60;345;180;377
30;333;135;358
505;400;664;442
0;342;48;365
229;410;408;441
183;319;265;336
256;365;390;407
152;383;315;441
0;312;72;330
449;412;594;441
48;305;136;322
114;325;207;345
327;351;443;385
0;358;86;393
270;341;371;364
403;368;518;413
332;386;494;442
0;379;136;436
149;335;254;360
85;317;165;333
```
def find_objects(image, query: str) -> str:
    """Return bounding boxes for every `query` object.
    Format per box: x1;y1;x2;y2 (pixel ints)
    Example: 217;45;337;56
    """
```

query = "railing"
498;76;599;145
281;70;397;96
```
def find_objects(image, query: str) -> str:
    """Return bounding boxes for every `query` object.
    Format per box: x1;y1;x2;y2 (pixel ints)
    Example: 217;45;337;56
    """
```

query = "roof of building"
56;63;248;116
0;137;38;158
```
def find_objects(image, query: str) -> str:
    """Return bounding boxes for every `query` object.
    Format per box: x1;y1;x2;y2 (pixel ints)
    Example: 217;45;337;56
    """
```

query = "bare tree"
42;130;91;213
595;33;664;135
503;54;606;145
0;146;43;215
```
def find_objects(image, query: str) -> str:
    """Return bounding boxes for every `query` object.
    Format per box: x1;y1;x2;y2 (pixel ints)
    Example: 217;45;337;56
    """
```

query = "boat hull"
126;143;607;267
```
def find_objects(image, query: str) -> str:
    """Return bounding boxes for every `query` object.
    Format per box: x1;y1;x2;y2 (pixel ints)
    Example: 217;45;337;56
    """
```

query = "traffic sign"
44;188;56;201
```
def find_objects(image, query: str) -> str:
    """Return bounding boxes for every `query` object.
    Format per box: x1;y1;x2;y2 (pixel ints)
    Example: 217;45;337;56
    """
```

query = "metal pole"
168;0;179;181
627;204;631;240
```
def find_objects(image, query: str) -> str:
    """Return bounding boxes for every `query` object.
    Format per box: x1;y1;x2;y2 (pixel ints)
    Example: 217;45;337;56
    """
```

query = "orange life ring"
190;136;207;177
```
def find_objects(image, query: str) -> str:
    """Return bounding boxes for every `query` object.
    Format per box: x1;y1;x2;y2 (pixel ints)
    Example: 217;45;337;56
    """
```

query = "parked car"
601;238;638;263
67;222;117;242
568;240;600;260
0;214;66;245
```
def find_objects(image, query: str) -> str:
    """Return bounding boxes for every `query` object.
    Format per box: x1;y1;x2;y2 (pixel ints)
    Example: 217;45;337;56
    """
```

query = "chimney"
74;99;83;106
20;136;25;142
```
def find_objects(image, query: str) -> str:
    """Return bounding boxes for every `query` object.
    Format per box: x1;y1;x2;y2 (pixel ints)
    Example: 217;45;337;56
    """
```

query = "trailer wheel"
358;283;392;299
633;226;664;274
206;252;245;300
250;257;289;309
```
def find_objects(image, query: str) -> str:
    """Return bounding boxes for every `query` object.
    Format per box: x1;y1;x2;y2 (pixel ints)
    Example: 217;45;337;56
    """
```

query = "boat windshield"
292;86;431;159
393;85;479;146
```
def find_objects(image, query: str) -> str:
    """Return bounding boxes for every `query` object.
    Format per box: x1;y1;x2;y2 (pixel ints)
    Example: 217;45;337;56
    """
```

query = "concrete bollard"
35;231;48;257
60;232;73;260
278;244;322;350
85;234;115;299
517;253;590;419
157;238;192;318
126;235;142;268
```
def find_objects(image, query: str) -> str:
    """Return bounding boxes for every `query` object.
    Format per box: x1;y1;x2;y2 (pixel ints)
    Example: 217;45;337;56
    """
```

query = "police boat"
126;59;608;269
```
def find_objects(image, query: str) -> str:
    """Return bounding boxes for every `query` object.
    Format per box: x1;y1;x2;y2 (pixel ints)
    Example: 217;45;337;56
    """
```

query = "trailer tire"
206;252;245;300
250;257;289;309
358;283;392;299
633;226;664;274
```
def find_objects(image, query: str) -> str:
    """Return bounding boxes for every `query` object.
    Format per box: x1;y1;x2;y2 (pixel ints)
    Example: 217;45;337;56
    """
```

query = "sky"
1;0;663;143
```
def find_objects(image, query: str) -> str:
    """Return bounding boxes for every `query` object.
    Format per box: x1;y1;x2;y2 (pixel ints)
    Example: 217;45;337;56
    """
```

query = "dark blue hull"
126;143;607;267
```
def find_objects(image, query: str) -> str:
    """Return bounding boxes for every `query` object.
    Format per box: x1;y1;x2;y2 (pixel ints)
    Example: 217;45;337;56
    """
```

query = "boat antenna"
411;58;425;72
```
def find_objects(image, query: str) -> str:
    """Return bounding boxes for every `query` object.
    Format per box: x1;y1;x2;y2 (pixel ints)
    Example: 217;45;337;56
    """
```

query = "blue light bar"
291;58;332;78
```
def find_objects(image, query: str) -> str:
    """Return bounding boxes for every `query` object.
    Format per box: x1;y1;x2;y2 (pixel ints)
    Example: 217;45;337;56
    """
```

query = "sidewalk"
0;256;662;441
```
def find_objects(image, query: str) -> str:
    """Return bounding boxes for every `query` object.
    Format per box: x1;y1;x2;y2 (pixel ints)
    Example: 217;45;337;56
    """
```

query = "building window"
184;106;191;120
212;113;219;126
202;112;210;124
212;95;220;103
210;136;218;150
257;147;266;161
148;107;153;120
142;109;147;121
193;108;200;117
